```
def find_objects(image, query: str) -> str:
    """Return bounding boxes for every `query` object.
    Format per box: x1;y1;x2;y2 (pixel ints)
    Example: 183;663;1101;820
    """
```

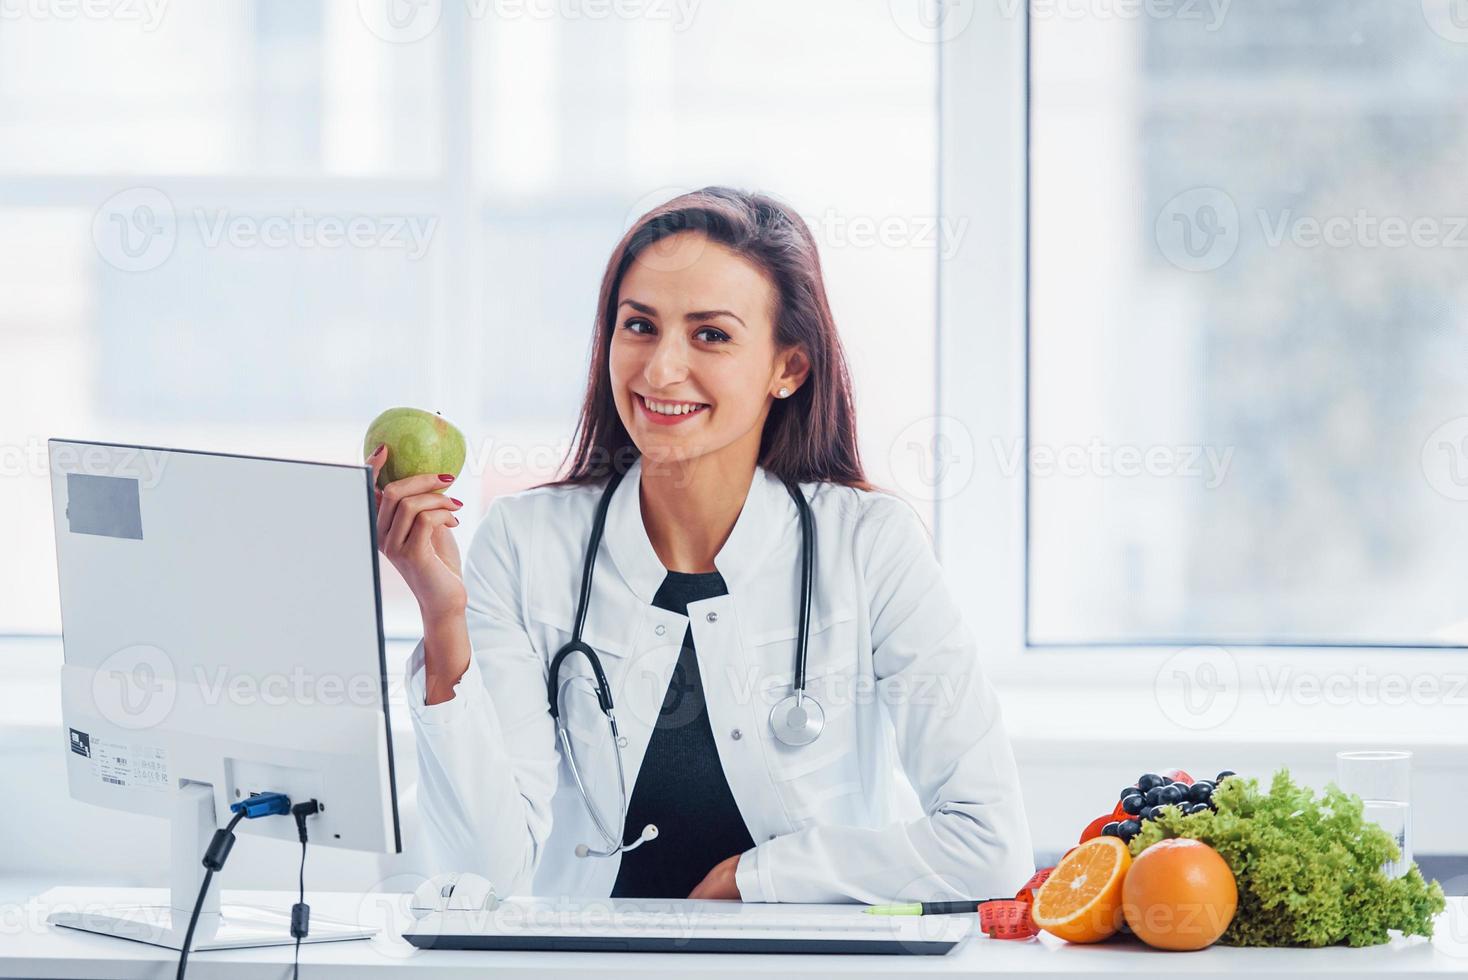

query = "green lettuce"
1127;769;1445;947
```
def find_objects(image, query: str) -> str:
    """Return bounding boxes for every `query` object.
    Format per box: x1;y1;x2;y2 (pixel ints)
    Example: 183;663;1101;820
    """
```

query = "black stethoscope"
546;466;823;858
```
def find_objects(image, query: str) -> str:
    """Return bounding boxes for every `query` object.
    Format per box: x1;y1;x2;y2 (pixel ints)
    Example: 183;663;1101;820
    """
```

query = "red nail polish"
371;444;385;457
438;474;454;482
450;497;463;506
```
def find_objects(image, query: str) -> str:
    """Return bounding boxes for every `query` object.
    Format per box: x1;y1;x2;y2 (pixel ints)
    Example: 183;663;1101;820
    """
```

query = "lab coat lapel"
601;456;789;600
601;456;667;605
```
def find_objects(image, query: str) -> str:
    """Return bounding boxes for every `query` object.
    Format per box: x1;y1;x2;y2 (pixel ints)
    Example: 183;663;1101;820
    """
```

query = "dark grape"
1187;781;1214;804
1121;794;1145;816
1102;822;1121;837
1185;802;1210;815
1120;786;1139;801
1157;784;1187;805
1216;770;1236;783
1137;773;1165;793
1117;819;1142;840
1143;786;1165;806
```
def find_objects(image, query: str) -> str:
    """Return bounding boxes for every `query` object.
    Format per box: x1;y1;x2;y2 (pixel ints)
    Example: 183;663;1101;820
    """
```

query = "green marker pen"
864;900;982;917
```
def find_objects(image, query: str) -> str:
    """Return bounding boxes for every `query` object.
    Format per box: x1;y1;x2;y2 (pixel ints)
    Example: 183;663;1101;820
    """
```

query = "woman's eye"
694;326;730;344
623;317;654;335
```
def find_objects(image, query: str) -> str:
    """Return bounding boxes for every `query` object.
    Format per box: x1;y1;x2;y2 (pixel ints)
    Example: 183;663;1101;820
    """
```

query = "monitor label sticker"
88;738;170;790
66;472;144;539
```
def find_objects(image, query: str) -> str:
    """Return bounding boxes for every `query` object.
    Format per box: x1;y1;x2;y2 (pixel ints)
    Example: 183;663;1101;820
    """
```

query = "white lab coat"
405;455;1034;903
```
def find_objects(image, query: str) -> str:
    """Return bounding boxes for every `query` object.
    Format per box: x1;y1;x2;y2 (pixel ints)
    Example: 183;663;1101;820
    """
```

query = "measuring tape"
975;867;1054;940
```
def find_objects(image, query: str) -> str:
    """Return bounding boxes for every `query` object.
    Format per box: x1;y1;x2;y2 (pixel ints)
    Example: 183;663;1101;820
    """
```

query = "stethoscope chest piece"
769;693;825;747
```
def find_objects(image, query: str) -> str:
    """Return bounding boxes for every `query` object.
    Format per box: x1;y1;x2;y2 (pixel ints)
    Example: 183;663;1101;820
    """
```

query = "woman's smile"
636;392;711;426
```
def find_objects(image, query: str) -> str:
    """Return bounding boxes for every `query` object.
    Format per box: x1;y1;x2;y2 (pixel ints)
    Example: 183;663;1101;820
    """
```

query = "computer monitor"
46;439;401;951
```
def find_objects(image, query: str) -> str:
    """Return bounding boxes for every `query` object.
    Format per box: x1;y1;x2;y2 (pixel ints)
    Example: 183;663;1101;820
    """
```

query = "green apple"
363;407;467;491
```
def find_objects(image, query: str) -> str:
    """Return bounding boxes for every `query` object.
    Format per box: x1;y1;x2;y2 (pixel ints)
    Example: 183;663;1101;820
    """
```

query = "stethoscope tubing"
549;465;818;857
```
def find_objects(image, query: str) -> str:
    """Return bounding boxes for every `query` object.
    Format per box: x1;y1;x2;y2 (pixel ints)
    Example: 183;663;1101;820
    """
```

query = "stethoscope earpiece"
553;467;823;858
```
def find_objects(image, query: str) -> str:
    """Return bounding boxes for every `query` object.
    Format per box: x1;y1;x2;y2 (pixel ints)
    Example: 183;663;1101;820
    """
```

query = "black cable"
292;837;306;980
176;809;245;980
289;800;319;980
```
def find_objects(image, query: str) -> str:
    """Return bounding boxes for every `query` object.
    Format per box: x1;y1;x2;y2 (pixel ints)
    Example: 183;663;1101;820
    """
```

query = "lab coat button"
654;624;666;636
730;728;742;740
706;612;718;623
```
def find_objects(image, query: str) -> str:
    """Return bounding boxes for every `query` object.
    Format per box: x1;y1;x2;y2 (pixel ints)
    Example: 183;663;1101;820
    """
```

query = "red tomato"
1079;812;1113;843
1164;769;1194;786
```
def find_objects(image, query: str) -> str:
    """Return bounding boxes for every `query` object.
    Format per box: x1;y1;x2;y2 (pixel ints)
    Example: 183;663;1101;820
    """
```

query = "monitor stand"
47;782;376;951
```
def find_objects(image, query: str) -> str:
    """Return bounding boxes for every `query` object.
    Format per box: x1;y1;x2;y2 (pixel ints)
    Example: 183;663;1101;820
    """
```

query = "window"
1;2;939;636
1027;0;1468;647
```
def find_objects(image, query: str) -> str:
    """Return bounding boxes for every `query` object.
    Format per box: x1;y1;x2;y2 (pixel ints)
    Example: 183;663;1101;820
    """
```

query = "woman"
373;187;1033;903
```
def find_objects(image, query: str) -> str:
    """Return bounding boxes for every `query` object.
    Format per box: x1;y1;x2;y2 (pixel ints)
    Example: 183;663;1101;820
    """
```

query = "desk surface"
7;887;1468;979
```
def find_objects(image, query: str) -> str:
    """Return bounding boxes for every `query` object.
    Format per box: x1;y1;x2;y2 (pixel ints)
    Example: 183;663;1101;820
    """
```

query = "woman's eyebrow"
618;298;745;329
688;309;746;329
618;298;658;316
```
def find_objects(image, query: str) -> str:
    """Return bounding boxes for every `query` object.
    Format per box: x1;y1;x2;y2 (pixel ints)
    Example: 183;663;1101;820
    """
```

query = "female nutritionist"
371;187;1033;903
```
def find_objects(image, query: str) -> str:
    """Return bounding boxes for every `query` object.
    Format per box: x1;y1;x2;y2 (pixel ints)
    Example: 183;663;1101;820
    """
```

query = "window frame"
933;1;1468;697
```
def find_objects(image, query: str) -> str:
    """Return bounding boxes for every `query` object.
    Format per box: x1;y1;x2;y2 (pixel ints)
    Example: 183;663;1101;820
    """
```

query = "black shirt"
609;570;756;898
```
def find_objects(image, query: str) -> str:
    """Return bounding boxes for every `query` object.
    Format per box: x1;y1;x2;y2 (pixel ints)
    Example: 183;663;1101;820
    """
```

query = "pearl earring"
777;387;790;398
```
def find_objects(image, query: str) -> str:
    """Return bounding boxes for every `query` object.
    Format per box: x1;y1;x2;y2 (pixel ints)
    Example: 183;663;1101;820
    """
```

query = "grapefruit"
1122;838;1237;950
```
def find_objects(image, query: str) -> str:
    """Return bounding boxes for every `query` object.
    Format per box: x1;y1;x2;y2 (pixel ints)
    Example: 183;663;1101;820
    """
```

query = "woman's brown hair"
543;186;872;491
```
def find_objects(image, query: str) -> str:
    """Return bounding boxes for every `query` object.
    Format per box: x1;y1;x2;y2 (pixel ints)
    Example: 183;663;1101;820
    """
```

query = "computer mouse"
409;872;500;918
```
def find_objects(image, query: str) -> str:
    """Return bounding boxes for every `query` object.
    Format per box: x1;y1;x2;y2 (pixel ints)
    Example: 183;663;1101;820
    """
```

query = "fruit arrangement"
1037;766;1447;951
1080;768;1236;846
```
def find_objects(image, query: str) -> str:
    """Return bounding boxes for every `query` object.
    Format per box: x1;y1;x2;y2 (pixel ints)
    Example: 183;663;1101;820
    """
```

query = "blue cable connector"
229;792;293;819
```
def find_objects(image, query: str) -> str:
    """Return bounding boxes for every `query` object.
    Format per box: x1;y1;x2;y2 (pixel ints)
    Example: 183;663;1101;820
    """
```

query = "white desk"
7;887;1468;979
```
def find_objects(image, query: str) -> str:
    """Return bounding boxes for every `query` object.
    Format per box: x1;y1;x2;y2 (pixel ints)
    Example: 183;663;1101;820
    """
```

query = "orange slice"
1031;836;1132;943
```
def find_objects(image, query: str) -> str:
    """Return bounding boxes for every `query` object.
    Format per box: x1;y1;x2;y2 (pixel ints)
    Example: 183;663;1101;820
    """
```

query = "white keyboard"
403;898;975;955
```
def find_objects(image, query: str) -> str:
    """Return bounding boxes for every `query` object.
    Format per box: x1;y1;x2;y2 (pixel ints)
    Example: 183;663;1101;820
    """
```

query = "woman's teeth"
642;396;708;416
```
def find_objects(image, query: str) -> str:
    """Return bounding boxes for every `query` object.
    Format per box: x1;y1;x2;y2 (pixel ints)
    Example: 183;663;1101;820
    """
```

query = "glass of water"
1336;750;1412;878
